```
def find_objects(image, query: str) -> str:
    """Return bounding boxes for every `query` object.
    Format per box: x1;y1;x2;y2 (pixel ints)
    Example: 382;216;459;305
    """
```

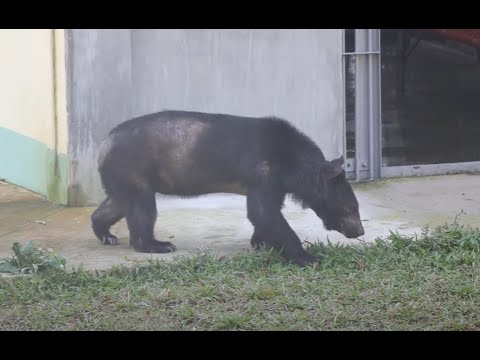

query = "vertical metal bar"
352;29;382;181
344;29;382;181
378;30;383;178
354;29;361;181
372;29;382;179
368;29;374;179
341;29;347;166
351;31;359;181
355;29;369;181
354;48;360;181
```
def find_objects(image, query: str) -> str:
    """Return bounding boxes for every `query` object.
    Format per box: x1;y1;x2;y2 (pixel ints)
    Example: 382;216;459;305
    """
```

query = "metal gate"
343;29;382;181
344;29;480;182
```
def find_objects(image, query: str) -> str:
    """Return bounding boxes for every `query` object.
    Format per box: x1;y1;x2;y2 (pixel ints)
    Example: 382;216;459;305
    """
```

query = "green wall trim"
46;151;68;205
0;126;68;204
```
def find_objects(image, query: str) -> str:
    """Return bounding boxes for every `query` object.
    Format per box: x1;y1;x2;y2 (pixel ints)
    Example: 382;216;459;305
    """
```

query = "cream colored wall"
0;29;69;203
54;29;68;155
0;29;67;155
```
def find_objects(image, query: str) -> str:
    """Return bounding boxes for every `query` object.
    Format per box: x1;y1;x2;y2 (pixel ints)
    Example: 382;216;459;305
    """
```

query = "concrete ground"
2;174;480;271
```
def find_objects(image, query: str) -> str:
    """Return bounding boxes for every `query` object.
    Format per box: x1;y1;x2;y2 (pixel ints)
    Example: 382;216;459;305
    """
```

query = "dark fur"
91;110;364;266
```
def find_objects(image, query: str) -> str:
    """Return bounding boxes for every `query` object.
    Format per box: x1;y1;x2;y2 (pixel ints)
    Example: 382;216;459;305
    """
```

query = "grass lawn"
1;220;480;331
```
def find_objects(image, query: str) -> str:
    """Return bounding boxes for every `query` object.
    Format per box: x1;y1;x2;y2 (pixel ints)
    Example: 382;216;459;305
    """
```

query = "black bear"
91;110;364;266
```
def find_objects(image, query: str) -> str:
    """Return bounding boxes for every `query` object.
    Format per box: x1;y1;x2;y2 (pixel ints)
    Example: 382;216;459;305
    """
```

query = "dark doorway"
381;29;480;167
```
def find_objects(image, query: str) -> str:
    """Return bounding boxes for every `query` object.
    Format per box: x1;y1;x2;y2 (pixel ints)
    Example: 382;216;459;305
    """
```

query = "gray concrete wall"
66;29;133;205
67;29;344;206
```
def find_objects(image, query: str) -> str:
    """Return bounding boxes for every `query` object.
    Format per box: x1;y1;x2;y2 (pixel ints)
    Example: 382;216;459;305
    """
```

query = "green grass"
2;220;480;330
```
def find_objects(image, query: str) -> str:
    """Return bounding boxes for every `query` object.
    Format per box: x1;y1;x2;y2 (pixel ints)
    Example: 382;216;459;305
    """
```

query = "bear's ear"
320;155;344;179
